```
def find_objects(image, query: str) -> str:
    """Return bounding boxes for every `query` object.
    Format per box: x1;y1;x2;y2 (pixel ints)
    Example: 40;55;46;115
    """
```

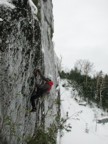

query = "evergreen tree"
60;66;108;109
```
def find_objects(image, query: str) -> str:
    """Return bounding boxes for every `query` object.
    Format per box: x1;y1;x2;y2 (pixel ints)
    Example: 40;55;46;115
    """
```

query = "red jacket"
47;81;54;92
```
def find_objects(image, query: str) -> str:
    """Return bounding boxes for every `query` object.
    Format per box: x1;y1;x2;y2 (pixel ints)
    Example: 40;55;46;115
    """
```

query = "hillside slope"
58;80;108;144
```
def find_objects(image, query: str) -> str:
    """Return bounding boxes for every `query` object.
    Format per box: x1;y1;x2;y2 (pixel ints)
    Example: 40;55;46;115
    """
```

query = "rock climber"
30;69;54;112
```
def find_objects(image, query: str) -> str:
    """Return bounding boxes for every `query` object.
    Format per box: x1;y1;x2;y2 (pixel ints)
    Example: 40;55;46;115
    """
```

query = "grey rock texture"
0;0;60;143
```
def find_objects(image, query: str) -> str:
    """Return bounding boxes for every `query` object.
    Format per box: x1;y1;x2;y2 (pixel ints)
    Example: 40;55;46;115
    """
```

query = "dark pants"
30;85;49;109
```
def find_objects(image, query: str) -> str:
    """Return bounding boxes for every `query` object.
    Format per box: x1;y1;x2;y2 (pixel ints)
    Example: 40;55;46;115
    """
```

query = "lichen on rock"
0;0;60;144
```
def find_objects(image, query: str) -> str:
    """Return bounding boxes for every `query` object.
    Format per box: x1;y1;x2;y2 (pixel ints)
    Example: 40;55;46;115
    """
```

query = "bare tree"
83;60;94;85
74;59;84;74
74;59;94;85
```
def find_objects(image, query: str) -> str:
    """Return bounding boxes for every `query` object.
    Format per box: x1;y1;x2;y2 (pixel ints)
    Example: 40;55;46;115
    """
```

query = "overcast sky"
52;0;108;74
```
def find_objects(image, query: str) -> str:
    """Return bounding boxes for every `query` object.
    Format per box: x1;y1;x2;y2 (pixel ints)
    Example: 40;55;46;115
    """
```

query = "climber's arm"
36;69;48;82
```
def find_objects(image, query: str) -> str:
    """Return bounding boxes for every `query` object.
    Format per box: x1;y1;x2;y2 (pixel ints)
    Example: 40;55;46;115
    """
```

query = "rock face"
0;0;60;143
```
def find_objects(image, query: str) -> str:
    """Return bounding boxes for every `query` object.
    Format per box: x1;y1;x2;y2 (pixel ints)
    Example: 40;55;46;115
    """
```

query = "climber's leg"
30;93;37;112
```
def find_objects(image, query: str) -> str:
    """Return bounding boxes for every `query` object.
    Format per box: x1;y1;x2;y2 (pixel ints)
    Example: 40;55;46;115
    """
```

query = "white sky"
52;0;108;74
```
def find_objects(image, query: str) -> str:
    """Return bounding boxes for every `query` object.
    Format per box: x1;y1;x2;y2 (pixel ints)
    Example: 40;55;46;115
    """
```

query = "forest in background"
60;59;108;110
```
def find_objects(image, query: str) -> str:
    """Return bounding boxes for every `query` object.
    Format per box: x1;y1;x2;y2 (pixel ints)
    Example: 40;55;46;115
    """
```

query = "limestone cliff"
0;0;60;143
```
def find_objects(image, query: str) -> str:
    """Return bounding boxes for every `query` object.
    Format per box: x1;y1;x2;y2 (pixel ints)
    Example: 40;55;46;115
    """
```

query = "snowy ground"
57;80;108;144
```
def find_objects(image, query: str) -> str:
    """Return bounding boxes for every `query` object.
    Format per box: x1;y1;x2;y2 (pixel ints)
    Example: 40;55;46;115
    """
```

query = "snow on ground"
57;79;108;144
